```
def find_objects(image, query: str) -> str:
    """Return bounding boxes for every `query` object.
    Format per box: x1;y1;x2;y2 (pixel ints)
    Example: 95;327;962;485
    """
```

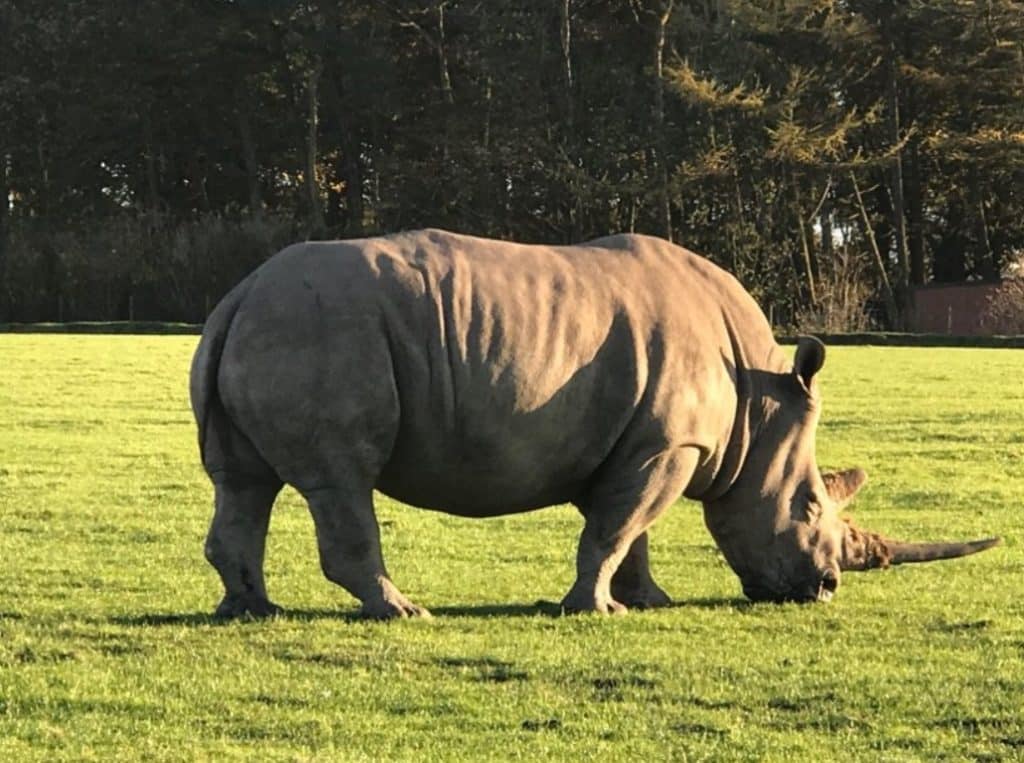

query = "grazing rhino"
190;229;998;618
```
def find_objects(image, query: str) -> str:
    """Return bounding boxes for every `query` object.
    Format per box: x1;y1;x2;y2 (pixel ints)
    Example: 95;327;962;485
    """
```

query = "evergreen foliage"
1;1;1021;325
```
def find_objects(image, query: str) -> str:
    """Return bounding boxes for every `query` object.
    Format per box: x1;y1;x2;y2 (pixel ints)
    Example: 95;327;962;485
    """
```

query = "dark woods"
1;1;1021;327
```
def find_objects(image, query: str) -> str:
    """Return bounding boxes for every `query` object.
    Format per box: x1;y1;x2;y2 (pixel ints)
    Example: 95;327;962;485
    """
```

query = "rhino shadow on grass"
112;597;757;628
189;229;998;620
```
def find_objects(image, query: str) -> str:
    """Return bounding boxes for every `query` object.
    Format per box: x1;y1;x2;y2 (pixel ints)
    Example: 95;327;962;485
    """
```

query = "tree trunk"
651;1;674;242
790;170;818;307
477;6;498;237
560;0;581;241
883;5;910;326
969;172;997;279
236;97;263;214
851;172;899;328
437;2;455;106
35;114;50;219
905;138;925;285
560;0;574;124
189;152;211;213
142;111;162;212
323;74;365;237
0;152;8;321
305;63;326;235
820;185;834;265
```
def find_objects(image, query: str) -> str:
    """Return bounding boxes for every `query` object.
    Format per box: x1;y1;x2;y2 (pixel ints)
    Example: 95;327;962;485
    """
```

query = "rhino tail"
189;275;274;481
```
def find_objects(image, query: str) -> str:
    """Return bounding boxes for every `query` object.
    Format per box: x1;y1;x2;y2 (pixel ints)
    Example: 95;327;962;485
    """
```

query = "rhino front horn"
886;537;1002;565
840;519;1001;571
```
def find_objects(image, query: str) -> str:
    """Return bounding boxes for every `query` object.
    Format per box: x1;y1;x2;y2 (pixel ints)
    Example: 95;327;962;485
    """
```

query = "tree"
1;0;1022;327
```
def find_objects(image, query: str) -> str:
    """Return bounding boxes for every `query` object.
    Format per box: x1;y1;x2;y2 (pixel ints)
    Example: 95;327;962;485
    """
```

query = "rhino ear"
793;336;826;388
822;468;867;509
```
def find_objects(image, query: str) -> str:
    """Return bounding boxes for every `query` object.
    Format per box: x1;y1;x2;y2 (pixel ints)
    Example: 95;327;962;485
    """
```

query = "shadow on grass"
109;608;360;627
435;597;752;617
111;596;751;627
670;597;753;611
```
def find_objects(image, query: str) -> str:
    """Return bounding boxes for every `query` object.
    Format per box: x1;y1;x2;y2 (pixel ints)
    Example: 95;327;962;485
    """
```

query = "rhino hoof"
614;586;672;610
560;594;629;615
214;594;283;620
606;600;629;616
360;599;432;620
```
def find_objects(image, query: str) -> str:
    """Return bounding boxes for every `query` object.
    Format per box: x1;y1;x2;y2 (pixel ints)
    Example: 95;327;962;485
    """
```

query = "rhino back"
216;229;772;514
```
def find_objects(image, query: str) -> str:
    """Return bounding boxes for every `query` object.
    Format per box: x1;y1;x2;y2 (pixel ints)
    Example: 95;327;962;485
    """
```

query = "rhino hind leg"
562;448;697;615
610;532;672;609
206;477;283;619
303;485;430;620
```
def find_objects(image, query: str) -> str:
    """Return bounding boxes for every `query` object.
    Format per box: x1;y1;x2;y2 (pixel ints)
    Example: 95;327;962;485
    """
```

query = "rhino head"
703;337;999;603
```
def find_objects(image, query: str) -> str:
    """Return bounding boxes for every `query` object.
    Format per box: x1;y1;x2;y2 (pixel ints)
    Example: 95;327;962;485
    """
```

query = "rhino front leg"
611;532;672;609
206;477;283;618
562;449;697;614
303;487;430;619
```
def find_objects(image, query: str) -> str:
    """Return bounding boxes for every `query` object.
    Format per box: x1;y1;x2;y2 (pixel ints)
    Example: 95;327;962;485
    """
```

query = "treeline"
1;1;1022;326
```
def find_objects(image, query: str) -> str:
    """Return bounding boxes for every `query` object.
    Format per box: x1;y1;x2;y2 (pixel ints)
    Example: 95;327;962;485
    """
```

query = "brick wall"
909;282;1001;335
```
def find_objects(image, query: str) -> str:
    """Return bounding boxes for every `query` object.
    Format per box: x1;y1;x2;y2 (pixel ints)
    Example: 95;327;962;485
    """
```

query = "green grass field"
1;336;1021;761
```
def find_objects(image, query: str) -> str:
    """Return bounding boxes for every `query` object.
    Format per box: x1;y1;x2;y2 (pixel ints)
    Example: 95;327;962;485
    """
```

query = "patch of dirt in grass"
436;656;528;683
688;696;740;711
765;692;872;731
767;692;838;712
15;696;163;720
3;645;79;665
223;719;325;743
521;718;561;732
249;693;309;709
867;735;927;753
672;722;729;737
929;716;1012;734
97;641;152;657
273;649;355;669
591;675;659;702
928;618;994;633
76;630;156;658
786;713;871;732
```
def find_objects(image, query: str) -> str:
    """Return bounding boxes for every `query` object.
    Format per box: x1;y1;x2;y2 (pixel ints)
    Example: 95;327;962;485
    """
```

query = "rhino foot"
359;595;432;620
612;582;672;610
560;591;629;615
214;593;283;620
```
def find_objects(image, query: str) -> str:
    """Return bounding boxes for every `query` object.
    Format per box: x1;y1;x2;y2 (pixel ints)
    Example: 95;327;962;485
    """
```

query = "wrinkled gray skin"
191;229;998;618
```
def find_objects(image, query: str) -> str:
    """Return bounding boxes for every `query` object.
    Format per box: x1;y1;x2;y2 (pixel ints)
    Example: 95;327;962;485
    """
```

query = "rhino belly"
375;429;596;517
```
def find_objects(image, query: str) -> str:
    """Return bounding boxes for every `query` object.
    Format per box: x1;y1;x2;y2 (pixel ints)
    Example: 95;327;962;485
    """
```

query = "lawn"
0;336;1021;761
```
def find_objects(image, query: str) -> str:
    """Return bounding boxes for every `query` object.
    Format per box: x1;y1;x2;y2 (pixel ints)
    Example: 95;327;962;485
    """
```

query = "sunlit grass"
1;336;1021;760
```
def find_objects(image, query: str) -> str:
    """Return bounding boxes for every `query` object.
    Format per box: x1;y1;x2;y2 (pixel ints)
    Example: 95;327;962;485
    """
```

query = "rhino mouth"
817;571;839;602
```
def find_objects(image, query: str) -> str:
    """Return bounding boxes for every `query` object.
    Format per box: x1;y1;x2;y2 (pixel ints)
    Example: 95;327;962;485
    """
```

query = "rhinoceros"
190;229;998;618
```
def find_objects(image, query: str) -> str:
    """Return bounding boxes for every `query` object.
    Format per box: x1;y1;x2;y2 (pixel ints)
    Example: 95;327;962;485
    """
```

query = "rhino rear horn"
822;468;867;509
840;518;1001;571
